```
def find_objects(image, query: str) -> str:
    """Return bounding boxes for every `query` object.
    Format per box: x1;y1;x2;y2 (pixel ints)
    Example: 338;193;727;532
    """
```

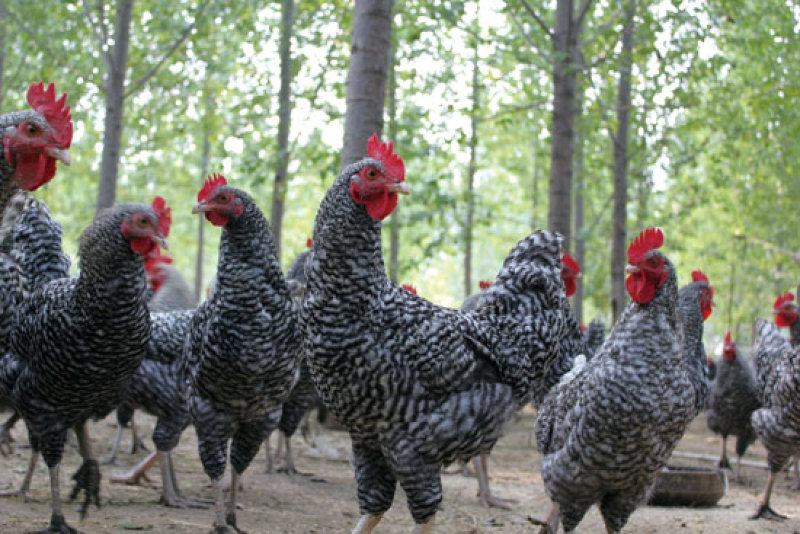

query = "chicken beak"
151;234;168;250
192;202;211;214
625;264;640;274
47;147;71;166
387;182;410;195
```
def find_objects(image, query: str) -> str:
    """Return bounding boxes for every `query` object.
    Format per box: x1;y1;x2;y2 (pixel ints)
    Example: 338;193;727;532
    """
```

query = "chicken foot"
37;463;77;534
750;472;788;521
528;502;560;534
159;451;211;508
69;424;101;518
275;432;311;476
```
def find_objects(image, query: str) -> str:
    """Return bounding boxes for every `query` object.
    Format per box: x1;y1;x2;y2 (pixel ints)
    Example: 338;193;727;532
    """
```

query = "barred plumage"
302;155;565;528
749;319;800;519
182;184;300;531
535;241;702;533
9;202;163;532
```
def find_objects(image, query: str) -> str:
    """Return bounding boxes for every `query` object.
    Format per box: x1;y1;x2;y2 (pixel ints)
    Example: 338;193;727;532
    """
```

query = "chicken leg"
751;471;788;520
0;411;19;456
718;435;731;469
474;453;515;510
69;424;101;518
352;513;383;533
0;450;38;497
529;502;560;534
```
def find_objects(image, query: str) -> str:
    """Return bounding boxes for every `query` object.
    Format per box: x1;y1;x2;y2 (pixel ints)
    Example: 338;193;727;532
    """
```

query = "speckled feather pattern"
535;261;702;533
751;319;800;473
678;281;711;414
181;187;300;480
301;162;565;523
11;203;153;467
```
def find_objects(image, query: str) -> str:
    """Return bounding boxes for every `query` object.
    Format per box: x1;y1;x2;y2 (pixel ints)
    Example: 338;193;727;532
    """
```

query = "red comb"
306;238;313;249
198;173;227;202
562;252;580;275
774;292;795;310
628;227;664;263
27;82;72;148
691;270;709;285
478;280;491;290
724;331;732;346
401;284;417;294
367;134;405;181
151;196;172;237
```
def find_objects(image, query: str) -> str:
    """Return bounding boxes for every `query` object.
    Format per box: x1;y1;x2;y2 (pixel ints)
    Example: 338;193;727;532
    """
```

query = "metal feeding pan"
648;465;727;507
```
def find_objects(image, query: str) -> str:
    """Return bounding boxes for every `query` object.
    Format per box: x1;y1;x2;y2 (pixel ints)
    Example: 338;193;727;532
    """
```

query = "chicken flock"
0;82;798;534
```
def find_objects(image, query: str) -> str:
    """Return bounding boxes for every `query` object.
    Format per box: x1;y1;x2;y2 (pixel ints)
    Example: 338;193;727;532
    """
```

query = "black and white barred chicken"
10;201;167;533
301;135;566;532
749;317;800;520
534;228;706;534
705;331;759;482
182;174;300;533
0;82;72;470
677;269;714;414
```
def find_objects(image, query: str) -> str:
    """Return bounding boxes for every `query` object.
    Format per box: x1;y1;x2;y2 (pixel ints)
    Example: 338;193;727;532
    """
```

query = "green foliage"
1;0;798;340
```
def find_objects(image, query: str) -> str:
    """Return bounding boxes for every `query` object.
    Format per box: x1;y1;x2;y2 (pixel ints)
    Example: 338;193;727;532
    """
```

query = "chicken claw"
750;504;788;521
69;459;101;518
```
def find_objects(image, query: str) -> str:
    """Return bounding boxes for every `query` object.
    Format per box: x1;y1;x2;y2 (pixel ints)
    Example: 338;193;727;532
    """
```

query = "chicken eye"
365;168;379;180
217;194;229;203
648;257;658;267
25;124;39;135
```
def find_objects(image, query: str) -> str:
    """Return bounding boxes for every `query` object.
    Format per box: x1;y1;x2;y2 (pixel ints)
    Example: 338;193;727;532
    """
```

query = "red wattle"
14;152;53;191
626;272;656;304
564;278;576;297
701;303;712;321
206;212;229;227
130;237;155;255
776;313;797;328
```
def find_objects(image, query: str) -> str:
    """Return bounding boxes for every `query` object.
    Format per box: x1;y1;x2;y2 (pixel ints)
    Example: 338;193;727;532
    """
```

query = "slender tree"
387;38;399;282
610;0;636;321
517;0;594;248
195;78;214;302
573;76;586;323
340;0;395;168
95;0;133;214
270;0;295;261
464;38;480;298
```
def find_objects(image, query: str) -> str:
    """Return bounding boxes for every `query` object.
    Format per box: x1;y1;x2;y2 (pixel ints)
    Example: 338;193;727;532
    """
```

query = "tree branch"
4;7;59;60
575;0;594;33
518;0;553;38
508;8;554;67
124;0;213;98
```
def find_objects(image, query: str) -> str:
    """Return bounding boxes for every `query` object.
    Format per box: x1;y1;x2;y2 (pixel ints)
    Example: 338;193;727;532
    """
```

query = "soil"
1;407;799;533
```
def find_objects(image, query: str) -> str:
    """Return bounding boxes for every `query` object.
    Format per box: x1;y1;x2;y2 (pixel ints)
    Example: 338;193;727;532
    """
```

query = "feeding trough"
648;465;727;507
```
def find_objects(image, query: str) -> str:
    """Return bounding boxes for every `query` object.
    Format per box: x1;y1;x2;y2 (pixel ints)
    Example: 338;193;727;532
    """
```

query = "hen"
182;175;299;532
10;202;167;533
301;135;566;532
749;317;800;520
706;331;759;482
534;228;704;534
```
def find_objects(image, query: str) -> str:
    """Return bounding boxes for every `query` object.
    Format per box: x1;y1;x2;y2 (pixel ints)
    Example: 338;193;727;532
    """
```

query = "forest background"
2;0;797;349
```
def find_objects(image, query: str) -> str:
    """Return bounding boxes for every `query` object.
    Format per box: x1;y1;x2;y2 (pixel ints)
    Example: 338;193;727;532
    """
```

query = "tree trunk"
573;80;585;324
270;0;294;262
548;0;576;248
464;40;479;299
195;82;213;303
96;0;133;214
610;0;636;321
387;39;399;282
340;0;394;169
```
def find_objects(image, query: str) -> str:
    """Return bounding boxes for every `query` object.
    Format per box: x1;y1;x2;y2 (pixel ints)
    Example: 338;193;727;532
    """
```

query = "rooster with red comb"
303;134;566;531
535;228;709;533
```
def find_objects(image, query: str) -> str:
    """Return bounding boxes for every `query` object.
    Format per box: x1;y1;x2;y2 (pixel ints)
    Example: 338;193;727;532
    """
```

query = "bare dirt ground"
1;407;799;533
